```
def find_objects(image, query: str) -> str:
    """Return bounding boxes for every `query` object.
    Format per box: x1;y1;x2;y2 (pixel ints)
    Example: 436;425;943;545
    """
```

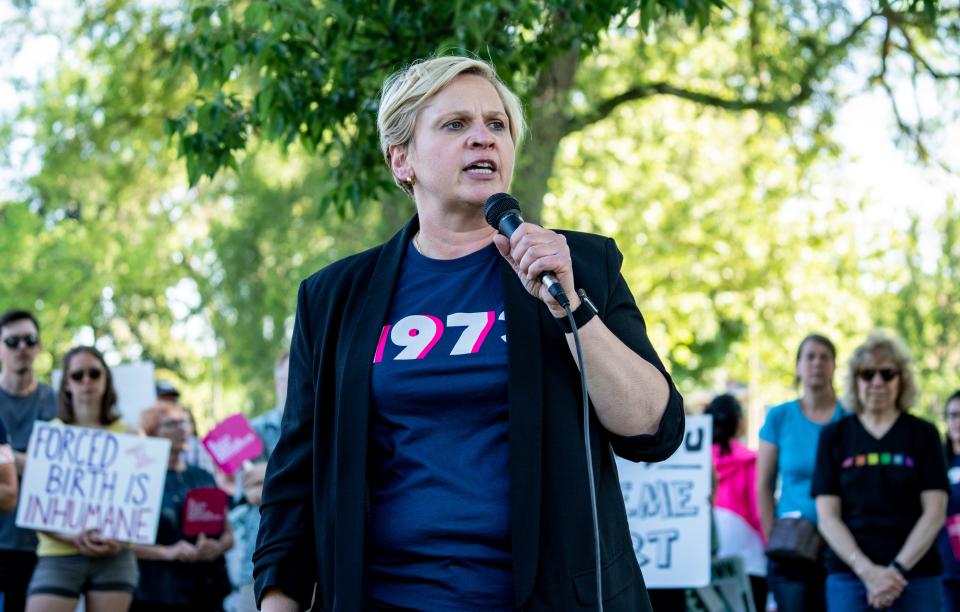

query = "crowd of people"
0;309;288;612
2;50;959;612
710;333;960;612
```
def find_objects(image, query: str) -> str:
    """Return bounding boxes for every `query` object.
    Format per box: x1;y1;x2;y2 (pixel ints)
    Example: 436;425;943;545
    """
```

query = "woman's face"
155;409;191;453
946;399;960;444
66;351;107;407
796;340;835;390
392;74;516;215
855;354;901;414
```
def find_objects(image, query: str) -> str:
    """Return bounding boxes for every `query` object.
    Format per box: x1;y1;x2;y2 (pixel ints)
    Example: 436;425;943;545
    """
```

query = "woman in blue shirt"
757;334;844;612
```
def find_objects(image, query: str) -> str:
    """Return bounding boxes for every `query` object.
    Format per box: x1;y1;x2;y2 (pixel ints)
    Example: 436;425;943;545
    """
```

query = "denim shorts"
28;550;139;598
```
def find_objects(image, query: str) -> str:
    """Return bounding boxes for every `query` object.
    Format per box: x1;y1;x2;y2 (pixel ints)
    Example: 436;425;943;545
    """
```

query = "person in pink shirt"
707;393;767;612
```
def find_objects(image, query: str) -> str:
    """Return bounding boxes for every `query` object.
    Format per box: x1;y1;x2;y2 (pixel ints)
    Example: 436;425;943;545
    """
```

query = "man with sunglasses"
0;309;57;612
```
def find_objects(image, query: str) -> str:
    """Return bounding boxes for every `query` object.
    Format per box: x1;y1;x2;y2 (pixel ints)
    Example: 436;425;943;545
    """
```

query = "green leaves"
6;0;959;422
165;0;724;206
171;93;249;185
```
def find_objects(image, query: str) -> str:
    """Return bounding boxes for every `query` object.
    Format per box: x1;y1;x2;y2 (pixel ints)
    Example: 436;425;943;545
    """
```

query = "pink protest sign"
947;514;960;560
182;487;227;537
202;414;264;475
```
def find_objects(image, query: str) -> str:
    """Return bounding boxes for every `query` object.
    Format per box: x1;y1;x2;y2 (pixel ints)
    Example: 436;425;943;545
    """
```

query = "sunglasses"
69;368;103;382
857;368;900;383
158;418;191;430
2;334;39;349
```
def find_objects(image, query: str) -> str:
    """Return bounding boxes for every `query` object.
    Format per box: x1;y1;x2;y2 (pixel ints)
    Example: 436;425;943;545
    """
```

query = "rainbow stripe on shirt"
841;453;914;469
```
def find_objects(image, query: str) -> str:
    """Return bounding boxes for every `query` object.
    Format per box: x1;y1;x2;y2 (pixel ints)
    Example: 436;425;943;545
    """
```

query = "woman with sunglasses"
938;390;960;612
26;346;138;612
812;333;948;611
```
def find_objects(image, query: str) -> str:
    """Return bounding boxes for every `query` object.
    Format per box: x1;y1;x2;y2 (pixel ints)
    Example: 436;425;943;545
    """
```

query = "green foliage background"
2;0;959;431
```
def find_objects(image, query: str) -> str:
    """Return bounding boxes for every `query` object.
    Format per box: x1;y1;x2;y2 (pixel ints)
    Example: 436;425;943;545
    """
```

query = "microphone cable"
481;193;604;608
562;292;604;612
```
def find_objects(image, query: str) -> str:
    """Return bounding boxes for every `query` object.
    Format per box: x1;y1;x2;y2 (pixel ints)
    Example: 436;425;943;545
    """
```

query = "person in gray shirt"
0;309;57;612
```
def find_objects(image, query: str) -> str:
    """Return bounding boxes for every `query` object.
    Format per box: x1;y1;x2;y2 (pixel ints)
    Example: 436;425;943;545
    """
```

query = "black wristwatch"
554;289;599;333
889;559;908;575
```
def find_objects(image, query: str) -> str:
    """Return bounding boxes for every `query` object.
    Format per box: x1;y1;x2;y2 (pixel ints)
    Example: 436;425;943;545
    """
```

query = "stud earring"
404;175;415;187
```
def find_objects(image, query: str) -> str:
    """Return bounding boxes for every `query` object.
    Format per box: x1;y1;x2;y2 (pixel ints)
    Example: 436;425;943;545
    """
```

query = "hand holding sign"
165;540;199;562
202;414;264;475
72;529;122;557
195;533;224;561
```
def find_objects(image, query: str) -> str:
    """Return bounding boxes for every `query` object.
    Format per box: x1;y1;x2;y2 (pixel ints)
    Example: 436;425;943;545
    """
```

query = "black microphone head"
483;193;521;229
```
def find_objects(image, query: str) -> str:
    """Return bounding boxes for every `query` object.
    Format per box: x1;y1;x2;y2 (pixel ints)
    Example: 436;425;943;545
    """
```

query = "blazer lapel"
501;260;544;608
335;216;417;608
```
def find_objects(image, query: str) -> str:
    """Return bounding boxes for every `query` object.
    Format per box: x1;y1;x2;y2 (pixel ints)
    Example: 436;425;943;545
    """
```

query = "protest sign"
202;414;264;475
53;361;157;426
689;556;757;612
617;414;713;588
182;486;228;537
16;422;170;545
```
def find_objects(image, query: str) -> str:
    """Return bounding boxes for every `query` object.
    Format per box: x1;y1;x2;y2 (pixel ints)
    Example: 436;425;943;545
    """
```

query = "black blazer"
253;217;684;611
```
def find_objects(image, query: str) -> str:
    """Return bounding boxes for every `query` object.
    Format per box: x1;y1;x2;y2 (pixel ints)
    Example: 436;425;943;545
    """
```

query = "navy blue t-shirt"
368;241;513;610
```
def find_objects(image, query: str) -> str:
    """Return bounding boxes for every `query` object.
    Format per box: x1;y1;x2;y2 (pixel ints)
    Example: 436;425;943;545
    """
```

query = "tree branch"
566;10;879;134
893;26;960;80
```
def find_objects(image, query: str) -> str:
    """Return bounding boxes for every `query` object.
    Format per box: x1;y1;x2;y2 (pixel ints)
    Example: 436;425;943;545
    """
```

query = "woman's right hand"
859;563;907;608
72;529;120;557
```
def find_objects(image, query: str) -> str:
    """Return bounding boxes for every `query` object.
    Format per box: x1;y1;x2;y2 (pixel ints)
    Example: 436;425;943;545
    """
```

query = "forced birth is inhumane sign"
16;422;171;544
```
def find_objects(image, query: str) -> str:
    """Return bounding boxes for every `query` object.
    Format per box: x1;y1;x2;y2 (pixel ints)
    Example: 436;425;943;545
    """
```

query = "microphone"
484;193;570;308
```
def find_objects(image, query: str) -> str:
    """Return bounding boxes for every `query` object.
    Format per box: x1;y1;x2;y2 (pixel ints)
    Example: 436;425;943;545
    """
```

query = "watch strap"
889;560;908;575
554;289;598;333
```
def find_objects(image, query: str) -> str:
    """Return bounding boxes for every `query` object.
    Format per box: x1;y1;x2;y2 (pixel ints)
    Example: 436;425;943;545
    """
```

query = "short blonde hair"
377;55;526;195
844;332;918;414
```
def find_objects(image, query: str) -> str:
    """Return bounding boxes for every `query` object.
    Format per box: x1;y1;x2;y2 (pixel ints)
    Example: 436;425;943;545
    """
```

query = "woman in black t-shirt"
812;333;948;611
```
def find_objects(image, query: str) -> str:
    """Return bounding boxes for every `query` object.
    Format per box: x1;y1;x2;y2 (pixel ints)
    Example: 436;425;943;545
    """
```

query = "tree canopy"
2;0;959;422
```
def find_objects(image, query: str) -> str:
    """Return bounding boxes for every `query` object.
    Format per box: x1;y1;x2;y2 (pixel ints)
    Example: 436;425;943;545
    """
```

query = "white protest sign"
53;361;158;427
617;414;713;588
16;422;171;544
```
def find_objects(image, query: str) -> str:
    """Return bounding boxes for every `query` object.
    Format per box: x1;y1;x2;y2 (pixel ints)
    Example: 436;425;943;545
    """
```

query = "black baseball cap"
155;380;180;398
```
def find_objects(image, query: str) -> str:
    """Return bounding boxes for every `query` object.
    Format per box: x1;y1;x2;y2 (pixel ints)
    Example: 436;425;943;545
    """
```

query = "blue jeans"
767;557;826;612
827;572;941;611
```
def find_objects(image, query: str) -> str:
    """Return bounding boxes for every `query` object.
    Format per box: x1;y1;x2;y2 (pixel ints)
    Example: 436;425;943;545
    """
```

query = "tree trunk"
512;50;580;224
